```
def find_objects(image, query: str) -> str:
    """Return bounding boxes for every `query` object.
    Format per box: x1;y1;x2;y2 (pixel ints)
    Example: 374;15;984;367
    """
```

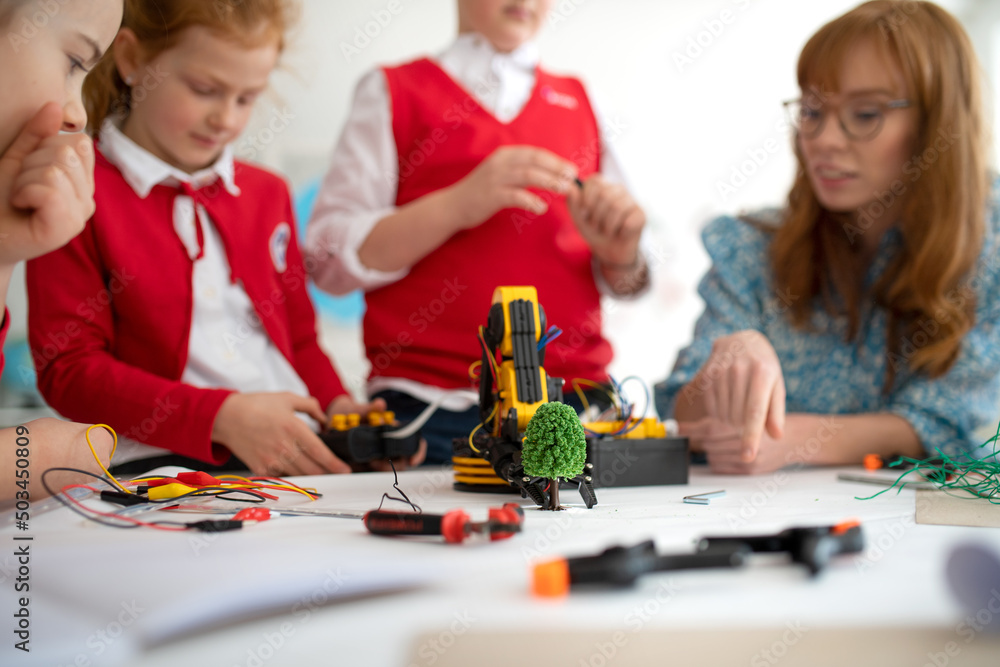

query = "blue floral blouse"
655;186;1000;458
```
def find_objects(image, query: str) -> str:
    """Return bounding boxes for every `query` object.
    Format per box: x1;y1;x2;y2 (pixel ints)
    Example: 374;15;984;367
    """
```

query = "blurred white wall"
7;0;997;410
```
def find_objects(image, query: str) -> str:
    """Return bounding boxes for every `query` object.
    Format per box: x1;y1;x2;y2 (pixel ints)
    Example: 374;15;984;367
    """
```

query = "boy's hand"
213;392;351;476
0;103;96;268
326;395;427;471
566;174;645;269
448;146;577;229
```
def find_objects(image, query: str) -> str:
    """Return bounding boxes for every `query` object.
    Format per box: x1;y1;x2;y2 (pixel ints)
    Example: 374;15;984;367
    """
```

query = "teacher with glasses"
655;0;1000;474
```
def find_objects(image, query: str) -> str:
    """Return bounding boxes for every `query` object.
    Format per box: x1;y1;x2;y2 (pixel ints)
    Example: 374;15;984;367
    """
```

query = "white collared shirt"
305;34;646;410
99;120;313;462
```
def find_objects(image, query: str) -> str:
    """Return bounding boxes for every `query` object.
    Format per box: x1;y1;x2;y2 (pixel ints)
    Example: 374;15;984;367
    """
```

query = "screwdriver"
363;503;524;544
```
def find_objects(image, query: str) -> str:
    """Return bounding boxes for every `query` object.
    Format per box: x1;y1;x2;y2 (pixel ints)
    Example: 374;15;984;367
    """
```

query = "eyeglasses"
783;97;912;141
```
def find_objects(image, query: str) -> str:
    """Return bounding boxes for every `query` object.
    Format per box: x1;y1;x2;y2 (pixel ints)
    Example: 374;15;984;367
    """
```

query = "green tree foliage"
522;401;587;479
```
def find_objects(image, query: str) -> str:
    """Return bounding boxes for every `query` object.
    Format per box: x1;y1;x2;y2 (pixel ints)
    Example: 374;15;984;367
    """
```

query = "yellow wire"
217;474;252;484
469;422;483;454
468;360;482;381
467;402;499;453
578;378;618;401
572;379;619;415
571;379;591;413
215;474;319;500
467;422;484;453
86;424;130;494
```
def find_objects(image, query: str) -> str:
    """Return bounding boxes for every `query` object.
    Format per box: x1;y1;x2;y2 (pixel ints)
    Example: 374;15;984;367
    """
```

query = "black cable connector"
188;520;247;532
100;490;149;506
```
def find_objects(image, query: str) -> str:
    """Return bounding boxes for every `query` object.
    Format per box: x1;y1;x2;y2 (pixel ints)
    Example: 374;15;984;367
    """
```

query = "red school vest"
367;57;612;389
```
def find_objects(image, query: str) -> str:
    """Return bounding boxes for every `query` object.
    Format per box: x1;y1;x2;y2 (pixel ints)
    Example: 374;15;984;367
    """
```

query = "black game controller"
320;412;421;464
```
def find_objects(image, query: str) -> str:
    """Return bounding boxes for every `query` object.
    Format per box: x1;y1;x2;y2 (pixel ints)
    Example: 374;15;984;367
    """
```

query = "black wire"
41;465;115;488
376;459;421;513
144;487;268;504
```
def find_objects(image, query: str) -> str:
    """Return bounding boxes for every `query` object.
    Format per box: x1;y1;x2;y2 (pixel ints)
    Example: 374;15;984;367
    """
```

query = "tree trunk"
549;478;560;510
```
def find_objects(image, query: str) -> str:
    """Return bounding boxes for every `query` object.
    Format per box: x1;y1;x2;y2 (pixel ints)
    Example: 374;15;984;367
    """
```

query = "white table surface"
3;464;999;666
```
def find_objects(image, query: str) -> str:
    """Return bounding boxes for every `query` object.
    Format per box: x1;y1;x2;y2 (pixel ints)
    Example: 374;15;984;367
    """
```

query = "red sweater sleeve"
26;223;234;464
279;193;347;409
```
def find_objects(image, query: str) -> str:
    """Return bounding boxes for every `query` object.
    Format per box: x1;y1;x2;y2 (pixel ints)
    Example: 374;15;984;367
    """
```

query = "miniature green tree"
522;401;587;510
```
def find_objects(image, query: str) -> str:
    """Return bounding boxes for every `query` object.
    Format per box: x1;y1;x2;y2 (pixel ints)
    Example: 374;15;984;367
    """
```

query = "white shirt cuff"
307;207;409;294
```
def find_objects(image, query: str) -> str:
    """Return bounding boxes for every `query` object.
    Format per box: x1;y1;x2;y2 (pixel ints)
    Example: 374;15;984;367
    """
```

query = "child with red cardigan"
27;0;422;476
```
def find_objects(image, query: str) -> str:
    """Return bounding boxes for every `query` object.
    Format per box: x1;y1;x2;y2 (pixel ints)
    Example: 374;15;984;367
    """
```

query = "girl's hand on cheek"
0;103;96;267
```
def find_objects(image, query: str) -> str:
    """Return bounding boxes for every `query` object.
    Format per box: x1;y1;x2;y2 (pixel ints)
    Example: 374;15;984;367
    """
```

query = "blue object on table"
293;179;365;324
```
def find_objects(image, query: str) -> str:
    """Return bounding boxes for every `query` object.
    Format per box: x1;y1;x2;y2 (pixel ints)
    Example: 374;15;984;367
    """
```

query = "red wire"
236;488;279;501
212;476;318;500
245;477;320;499
478;328;499;385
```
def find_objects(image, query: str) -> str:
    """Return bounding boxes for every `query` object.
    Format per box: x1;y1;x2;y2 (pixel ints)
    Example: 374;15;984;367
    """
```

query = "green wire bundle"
859;422;1000;503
